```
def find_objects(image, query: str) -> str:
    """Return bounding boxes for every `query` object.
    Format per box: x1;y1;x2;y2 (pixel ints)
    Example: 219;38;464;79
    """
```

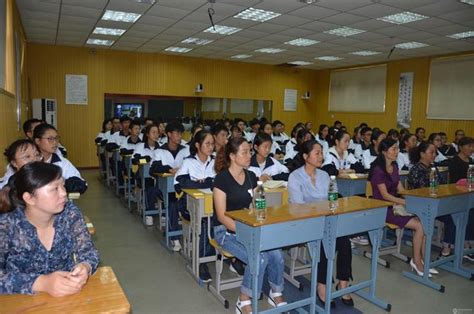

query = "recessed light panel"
447;31;474;39
324;27;365;37
181;37;214;45
377;11;428;24
164;47;192;53
316;56;342;61
285;38;319;46
87;38;114;46
234;7;281;22
395;41;428;49
203;25;242;35
102;10;141;23
231;54;252;59
93;27;126;36
255;48;286;53
350;50;381;56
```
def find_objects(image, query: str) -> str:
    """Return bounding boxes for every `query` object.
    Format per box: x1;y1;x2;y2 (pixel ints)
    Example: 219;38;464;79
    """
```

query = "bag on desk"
393;204;413;217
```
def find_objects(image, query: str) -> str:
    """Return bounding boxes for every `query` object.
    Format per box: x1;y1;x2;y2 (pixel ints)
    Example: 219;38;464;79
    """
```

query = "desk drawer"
334;207;387;237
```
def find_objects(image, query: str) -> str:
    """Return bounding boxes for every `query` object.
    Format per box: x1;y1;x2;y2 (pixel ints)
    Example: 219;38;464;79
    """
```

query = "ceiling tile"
320;13;369;25
411;1;467;16
106;0;152;14
248;22;288;34
157;0;207;11
298;20;339;32
315;0;376;12
138;15;177;27
350;3;401;18
61;5;102;19
253;0;306;13
147;5;191;19
378;0;438;10
289;6;339;20
62;0;107;9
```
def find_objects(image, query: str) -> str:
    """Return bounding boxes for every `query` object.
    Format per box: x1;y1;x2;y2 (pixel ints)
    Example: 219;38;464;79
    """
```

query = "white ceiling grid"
15;0;474;69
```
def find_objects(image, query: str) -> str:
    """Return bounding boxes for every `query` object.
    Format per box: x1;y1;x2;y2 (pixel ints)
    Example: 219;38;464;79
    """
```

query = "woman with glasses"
0;140;42;190
33;124;87;194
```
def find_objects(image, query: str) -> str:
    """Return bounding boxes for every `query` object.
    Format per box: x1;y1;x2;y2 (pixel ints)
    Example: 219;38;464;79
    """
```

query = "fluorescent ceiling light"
131;0;156;4
164;46;192;53
395;41;428;49
255;48;286;53
350;50;381;56
181;37;214;45
288;61;313;65
233;7;281;22
377;11;428;24
316;56;342;61
460;0;474;5
203;25;241;35
231;54;252;59
93;27;126;36
87;38;114;46
324;27;365;37
285;38;319;46
102;10;141;23
447;31;474;39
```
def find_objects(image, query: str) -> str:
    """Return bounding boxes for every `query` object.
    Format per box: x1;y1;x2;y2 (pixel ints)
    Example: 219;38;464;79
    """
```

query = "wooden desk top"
226;196;392;227
182;188;212;198
337;173;368;180
152;172;174;178
0;266;130;314
265;186;288;193
400;183;471;199
84;216;96;235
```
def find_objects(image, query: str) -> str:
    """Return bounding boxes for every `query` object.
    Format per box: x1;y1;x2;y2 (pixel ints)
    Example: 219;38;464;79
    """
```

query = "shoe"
420;259;439;275
229;259;246;276
350;236;369;245
351;242;356;249
410;259;432;278
199;264;212;283
464;253;474;262
336;284;354;307
317;294;336;308
267;289;287;308
171;240;182;252
236;297;252;314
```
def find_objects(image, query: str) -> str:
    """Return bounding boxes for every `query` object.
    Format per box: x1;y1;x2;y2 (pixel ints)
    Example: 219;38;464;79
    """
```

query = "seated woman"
1;140;42;190
315;124;330;157
428;133;449;165
348;126;363;161
369;138;437;277
260;121;284;160
133;124;161;162
284;124;305;162
322;130;364;177
284;129;312;170
174;130;216;282
213;137;286;314
0;162;99;295
288;139;353;308
248;133;289;182
362;129;386;170
397;133;417;170
33;124;87;194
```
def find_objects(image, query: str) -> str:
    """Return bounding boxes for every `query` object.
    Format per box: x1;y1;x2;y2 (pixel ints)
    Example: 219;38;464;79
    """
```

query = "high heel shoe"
317;294;336;308
410;259;432;278
421;259;439;274
336;284;354;307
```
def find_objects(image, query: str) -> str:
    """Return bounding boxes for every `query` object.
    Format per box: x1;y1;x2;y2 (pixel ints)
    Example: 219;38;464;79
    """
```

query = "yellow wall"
27;44;319;167
314;55;474;140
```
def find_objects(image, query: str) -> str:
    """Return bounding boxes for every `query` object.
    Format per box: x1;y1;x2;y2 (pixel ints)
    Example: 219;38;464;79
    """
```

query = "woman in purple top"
369;138;437;277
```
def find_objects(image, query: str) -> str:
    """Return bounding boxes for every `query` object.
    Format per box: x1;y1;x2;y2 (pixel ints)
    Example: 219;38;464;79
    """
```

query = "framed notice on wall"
65;74;88;105
396;72;414;128
284;89;297;111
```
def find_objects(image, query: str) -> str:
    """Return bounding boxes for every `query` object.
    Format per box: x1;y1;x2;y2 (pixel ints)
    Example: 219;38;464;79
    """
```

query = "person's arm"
288;172;305;204
213;188;236;232
271;159;289;181
377;182;405;205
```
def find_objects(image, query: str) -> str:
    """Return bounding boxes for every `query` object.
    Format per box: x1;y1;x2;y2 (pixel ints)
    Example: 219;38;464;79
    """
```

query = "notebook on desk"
263;180;287;189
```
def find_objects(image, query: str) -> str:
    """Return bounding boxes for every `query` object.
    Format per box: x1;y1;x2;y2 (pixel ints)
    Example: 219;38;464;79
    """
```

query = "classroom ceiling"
16;0;474;69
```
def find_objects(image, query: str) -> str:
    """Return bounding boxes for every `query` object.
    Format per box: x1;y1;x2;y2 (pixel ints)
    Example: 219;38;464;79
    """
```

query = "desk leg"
402;202;444;291
307;240;321;314
322;216;337;314
241;228;261;314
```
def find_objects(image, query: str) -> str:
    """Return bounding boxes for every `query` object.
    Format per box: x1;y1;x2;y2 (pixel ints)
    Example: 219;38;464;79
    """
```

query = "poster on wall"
66;74;88;105
284;89;297;111
396;72;414;129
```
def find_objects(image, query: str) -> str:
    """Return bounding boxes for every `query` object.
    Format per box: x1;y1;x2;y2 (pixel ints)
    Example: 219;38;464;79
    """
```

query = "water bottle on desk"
468;164;474;192
255;181;266;221
328;175;339;211
429;167;438;196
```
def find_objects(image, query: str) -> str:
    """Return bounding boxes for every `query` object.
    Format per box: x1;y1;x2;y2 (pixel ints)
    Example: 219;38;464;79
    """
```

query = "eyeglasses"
41;136;60;143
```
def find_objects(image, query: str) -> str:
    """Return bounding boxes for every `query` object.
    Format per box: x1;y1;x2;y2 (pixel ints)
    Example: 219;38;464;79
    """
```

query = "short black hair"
120;116;132;123
272;120;283;127
165;121;184;134
22;118;43;135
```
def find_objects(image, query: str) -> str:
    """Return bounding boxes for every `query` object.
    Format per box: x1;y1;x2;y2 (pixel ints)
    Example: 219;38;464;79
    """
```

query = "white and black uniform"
0;165;15;189
248;154;289;181
284;138;297;161
362;146;378;170
120;136;142;154
397;151;411;170
46;153;84;180
109;130;131;148
157;135;167;147
246;131;257;144
435;149;448;163
315;134;329;159
150;143;190;174
174;155;216;192
322;147;362;176
133;141;161;160
349;139;363;161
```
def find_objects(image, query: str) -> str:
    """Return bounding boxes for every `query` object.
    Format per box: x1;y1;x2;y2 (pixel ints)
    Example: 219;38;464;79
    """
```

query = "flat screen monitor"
114;103;143;119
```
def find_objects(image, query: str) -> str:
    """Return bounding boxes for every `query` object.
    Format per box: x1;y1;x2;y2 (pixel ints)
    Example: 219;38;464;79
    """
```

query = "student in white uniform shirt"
397;133;417;170
315;124;330;157
33;124;87;194
272;120;290;147
120;120;142;154
321;130;364;177
174;130;216;282
285;129;313;171
108;116;132;148
0;140;43;190
23;118;66;158
428;133;449;165
103;117;121;143
95;119;112;144
150;121;189;252
284;124;305;162
348;126;363;161
359;126;373;151
260;121;285;160
248;133;289;182
212;124;229;155
245;119;260;143
157;121;167;146
133;124;161;162
362;129;386;170
235;118;250;141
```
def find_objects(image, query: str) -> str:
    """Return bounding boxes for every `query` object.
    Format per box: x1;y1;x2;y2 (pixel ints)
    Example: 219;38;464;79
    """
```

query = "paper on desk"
263;180;286;189
348;174;359;179
199;188;212;194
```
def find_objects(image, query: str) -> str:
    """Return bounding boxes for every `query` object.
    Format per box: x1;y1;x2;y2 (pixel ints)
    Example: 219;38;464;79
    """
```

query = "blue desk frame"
337;177;367;197
402;187;474;291
138;163;159;225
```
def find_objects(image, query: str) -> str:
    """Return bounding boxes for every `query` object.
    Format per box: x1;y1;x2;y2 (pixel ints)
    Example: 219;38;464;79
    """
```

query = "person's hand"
259;174;272;182
32;271;83;297
68;263;91;287
169;168;178;174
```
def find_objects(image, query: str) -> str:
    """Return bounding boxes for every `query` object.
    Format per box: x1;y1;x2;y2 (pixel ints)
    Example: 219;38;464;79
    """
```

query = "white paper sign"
284;89;297;111
396;72;414;128
66;74;88;105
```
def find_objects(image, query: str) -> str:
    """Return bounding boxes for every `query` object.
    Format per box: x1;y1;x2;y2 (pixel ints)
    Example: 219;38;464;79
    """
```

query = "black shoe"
229;259;246;276
199;264;212;283
317;294;336;308
336;284;354;307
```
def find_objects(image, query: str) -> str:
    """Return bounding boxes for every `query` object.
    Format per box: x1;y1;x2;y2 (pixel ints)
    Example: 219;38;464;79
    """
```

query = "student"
248;133;289;182
120;120;142;155
415;127;426;144
150;121;189;252
174;130;216;282
397;133;417;170
235;119;249;140
260;121;284;160
0;162;99;295
369;138;437;277
438;132;453;157
0;140;42;190
359;127;372;151
271;120;289;146
213;137;286;313
305;121;315;137
362;129;386;170
315;124;329;156
288;140;353;307
22;118;43;141
348;126;363;160
109;116;132;148
387;129;400;142
230;125;243;140
245;119;260;143
212;124;229;155
450;129;466;155
427;133;448;164
284;124;305;162
284;129;312;169
95;119;112;144
33;124;87;194
322;130;364;176
157;121;167;146
133;124;161;161
104;117;121;143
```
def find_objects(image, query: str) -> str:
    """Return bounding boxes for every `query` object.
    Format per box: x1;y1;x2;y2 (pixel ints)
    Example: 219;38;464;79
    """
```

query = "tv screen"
114;103;143;119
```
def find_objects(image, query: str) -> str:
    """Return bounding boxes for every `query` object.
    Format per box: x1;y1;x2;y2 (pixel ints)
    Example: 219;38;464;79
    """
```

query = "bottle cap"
330;175;336;180
257;180;263;185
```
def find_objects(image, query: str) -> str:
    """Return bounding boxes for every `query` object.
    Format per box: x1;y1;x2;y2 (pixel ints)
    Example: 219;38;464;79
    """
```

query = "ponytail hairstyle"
332;129;350;148
289;140;323;172
252;132;272;152
215;137;247;173
318;124;329;139
0;162;62;213
142;124;158;144
368;138;398;181
409;141;435;164
3;140;40;171
189;129;212;155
